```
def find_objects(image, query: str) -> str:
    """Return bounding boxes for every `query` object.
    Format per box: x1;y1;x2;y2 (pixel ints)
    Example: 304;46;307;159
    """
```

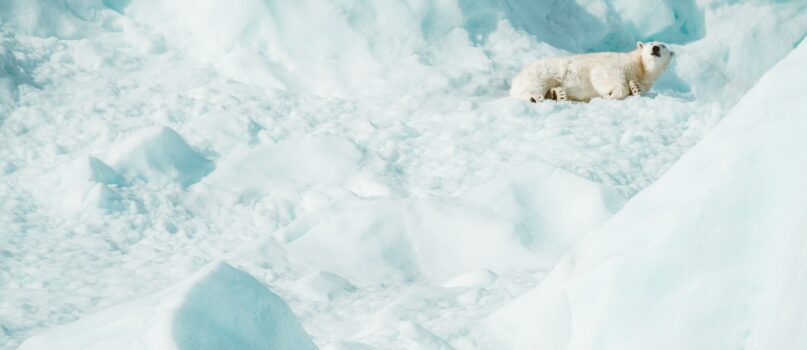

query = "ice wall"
482;40;807;350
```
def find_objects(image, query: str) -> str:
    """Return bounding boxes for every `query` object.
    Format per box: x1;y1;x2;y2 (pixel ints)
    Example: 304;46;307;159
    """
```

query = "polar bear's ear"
636;42;644;49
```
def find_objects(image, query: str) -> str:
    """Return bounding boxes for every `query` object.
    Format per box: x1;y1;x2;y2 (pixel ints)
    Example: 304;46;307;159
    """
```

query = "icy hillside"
1;0;806;349
483;39;807;350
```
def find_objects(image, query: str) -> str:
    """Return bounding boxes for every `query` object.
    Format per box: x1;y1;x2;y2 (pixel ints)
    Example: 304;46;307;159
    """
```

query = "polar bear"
510;42;674;102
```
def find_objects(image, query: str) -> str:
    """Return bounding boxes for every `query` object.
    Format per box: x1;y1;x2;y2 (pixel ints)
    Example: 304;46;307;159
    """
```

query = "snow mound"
108;126;214;187
481;40;807;350
18;262;318;350
284;161;623;284
51;156;126;211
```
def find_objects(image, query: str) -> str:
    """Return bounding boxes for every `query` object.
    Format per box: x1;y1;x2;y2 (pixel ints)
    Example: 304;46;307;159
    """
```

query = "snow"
442;270;498;289
50;156;126;212
291;271;357;303
1;0;806;349
482;38;807;350
283;161;621;284
17;262;318;350
202;136;363;202
108;126;214;187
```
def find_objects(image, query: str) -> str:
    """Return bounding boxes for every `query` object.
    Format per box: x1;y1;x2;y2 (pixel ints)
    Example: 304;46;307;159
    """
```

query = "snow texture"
1;0;806;349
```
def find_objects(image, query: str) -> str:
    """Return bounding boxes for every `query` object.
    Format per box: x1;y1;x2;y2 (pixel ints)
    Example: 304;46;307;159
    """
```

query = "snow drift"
108;126;214;187
482;39;807;350
50;156;126;212
18;262;317;350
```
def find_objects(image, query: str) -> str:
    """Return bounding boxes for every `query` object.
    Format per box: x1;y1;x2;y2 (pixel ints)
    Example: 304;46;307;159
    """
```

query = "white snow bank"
18;262;318;350
283;161;624;284
481;40;807;350
108;126;214;187
50;156;126;211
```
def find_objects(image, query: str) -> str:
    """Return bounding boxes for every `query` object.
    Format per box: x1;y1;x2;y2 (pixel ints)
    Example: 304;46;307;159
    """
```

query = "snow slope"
1;0;806;349
18;262;317;350
483;38;807;350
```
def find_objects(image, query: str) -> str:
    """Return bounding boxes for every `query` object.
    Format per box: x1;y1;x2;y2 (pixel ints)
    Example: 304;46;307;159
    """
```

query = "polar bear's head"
637;41;674;75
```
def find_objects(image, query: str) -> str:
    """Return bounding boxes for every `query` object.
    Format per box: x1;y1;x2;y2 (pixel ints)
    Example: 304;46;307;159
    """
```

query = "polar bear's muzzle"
651;45;661;57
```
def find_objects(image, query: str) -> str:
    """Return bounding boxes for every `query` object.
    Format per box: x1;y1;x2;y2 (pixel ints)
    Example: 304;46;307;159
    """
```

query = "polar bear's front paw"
529;96;545;103
629;81;642;96
550;87;568;101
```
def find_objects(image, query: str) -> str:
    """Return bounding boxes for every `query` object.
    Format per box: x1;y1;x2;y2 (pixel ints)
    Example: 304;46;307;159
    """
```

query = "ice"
18;262;318;350
481;39;807;350
1;0;806;349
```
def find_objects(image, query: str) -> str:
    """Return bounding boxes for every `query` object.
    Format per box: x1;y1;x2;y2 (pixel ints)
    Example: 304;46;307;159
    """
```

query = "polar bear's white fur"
510;42;674;102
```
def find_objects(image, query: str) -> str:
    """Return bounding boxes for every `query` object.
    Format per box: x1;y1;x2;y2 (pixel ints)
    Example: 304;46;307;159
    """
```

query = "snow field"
0;0;806;349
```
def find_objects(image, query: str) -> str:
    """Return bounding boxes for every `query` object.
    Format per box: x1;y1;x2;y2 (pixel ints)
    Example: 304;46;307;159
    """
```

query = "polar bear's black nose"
652;45;661;56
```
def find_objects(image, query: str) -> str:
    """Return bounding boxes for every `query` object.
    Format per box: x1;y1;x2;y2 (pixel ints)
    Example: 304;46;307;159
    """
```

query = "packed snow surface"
1;0;806;349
